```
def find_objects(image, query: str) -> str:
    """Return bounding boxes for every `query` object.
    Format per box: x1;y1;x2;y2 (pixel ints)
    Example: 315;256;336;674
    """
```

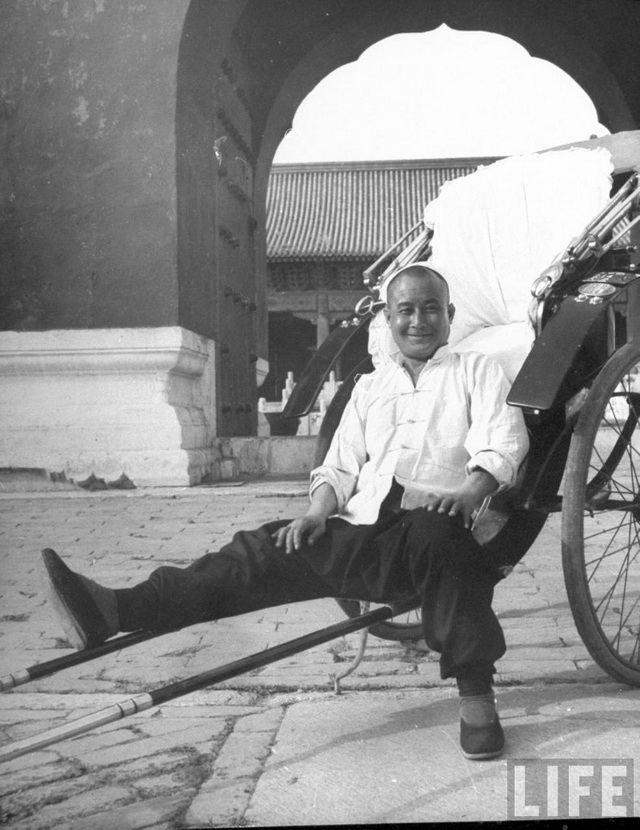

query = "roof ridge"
271;156;500;173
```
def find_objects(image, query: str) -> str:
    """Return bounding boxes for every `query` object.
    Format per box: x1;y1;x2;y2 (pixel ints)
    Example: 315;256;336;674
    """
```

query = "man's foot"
40;549;119;650
459;694;504;760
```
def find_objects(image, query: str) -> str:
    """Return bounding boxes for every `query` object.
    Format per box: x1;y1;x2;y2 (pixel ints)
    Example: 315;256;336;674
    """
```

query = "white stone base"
0;327;219;487
216;436;317;479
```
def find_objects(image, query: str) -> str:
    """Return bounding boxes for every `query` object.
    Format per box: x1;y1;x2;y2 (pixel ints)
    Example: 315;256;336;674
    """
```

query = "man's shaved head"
385;264;450;307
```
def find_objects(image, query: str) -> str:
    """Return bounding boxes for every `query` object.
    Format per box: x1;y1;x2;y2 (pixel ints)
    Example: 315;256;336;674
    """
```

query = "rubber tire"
562;340;640;687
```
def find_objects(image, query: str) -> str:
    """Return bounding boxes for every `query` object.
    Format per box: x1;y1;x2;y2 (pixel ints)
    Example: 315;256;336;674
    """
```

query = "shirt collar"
392;343;452;370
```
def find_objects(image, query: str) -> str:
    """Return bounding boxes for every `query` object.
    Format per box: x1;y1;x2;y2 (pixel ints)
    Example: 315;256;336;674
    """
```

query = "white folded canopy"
425;147;614;344
369;145;617;379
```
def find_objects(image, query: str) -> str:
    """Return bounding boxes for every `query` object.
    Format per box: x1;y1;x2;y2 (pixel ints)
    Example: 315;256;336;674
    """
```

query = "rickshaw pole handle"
0;598;419;763
0;629;166;691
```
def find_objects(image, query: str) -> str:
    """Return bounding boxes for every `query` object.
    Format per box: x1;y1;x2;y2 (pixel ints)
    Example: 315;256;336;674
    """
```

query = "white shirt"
310;345;529;525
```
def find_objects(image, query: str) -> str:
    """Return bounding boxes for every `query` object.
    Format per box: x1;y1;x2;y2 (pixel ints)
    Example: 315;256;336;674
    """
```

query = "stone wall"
0;0;191;332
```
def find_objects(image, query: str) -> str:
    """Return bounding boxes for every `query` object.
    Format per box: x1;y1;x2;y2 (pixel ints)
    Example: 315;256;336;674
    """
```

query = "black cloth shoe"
40;548;118;650
459;714;505;760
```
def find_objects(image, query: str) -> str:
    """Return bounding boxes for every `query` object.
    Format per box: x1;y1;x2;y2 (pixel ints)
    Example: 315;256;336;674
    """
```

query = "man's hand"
273;515;327;554
425;491;481;528
272;481;338;554
425;468;498;529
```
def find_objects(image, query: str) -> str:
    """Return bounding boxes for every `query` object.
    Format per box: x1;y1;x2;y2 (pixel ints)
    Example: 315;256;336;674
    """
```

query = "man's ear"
383;306;391;325
448;303;456;323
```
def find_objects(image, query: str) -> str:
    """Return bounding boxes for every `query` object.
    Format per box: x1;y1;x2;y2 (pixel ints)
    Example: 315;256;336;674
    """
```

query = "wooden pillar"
316;293;331;347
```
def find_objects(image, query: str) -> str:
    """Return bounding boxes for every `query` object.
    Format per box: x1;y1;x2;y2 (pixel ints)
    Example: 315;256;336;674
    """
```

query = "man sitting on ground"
41;264;529;760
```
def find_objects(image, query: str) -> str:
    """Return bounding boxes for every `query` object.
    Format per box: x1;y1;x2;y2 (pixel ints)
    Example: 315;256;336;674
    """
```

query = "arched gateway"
0;0;638;485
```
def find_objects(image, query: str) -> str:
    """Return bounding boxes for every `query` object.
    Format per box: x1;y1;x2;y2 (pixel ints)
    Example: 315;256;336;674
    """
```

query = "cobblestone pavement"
0;482;638;827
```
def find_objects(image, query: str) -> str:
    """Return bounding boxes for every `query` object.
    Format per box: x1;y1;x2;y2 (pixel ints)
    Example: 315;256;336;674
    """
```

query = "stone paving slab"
244;684;640;826
4;684;637;828
0;690;265;828
0;484;638;827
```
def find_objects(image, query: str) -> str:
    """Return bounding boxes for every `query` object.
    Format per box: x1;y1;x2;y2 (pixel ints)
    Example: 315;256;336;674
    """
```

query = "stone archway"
181;0;639;451
254;1;637;188
1;0;638;486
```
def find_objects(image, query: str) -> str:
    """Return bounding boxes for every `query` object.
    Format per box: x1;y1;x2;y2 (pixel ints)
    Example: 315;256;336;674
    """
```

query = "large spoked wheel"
562;339;640;686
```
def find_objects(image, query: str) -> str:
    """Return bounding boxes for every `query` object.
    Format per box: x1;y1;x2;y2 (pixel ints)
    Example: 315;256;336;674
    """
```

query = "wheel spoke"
584;529;639;572
586;544;639;656
593;541;633;642
583;515;637;575
584;510;639;634
617;592;640;641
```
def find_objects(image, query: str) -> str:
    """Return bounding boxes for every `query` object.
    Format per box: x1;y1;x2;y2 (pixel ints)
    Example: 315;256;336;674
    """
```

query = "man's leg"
403;508;506;760
41;505;504;759
41;519;338;648
335;505;506;760
404;512;505;679
312;506;505;675
115;520;338;633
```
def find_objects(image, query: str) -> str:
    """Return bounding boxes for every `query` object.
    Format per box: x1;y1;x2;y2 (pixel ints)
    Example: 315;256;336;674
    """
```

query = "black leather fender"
508;272;639;412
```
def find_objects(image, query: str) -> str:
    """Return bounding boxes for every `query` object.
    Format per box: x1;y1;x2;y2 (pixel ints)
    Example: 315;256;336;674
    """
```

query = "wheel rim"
374;602;422;632
335;598;423;641
579;376;640;670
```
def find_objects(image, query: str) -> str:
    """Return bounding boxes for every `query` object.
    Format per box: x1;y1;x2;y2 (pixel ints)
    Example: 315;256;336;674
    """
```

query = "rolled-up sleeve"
463;356;529;491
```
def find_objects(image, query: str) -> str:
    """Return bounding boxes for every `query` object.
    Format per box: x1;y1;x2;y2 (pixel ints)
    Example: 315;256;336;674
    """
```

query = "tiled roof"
266;158;498;261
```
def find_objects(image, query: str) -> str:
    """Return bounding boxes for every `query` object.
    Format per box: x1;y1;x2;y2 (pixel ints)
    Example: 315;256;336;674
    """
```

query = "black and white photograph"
0;1;639;827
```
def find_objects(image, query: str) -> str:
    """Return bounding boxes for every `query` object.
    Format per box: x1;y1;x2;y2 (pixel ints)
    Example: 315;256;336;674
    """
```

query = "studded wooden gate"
213;56;259;437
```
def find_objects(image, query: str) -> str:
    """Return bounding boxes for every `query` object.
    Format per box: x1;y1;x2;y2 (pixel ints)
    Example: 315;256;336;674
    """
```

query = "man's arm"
272;482;339;554
464;354;530;492
425;468;498;529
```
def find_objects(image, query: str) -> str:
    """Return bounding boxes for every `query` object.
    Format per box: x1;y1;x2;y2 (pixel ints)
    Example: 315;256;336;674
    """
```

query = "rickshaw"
1;133;639;761
282;132;640;689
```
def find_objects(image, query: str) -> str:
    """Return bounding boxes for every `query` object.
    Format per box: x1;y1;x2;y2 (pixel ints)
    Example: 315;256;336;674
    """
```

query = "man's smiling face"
383;268;455;370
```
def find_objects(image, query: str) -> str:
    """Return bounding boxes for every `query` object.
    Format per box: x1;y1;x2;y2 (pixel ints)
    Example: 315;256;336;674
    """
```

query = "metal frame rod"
601;211;640;256
567;174;636;255
363;220;422;282
0;598;420;763
570;174;639;260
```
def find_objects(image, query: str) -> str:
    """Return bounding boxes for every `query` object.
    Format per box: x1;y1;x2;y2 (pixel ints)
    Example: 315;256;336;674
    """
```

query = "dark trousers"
115;499;506;681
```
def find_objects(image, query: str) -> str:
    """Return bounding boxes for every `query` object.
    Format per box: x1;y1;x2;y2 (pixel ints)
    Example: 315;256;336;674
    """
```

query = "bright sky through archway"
274;26;608;163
